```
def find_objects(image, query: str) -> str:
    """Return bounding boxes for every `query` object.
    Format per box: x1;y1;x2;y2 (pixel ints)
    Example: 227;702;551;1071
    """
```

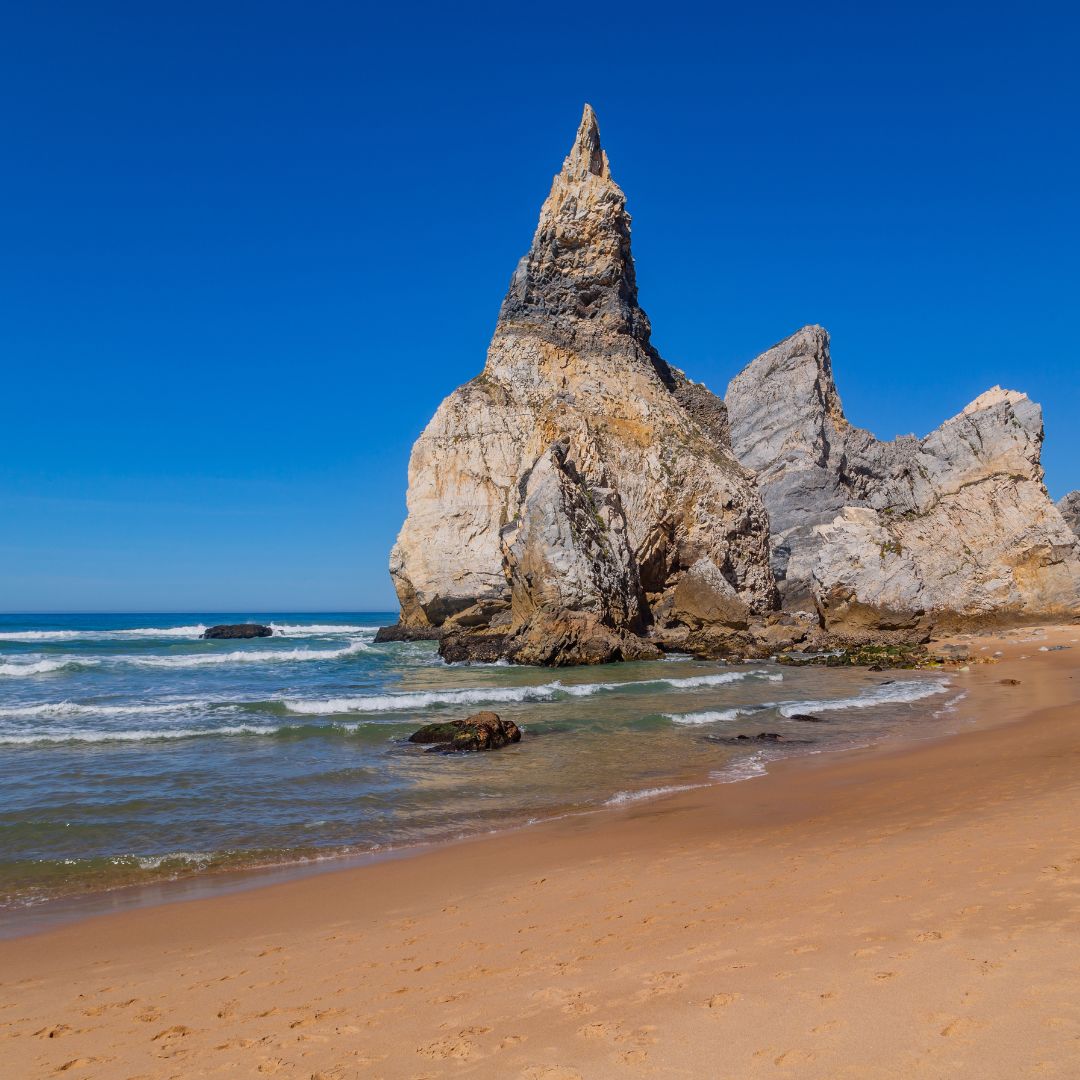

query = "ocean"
0;613;961;915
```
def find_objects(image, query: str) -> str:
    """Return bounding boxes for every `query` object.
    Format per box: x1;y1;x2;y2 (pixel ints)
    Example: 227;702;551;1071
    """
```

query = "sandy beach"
2;625;1079;1079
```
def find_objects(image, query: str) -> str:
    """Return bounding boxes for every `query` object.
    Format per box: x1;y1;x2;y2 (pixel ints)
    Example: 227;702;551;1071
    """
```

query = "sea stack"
387;105;776;664
725;326;1080;637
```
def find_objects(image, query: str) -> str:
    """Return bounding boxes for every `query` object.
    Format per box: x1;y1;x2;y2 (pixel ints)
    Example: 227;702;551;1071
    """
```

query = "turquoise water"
0;613;959;911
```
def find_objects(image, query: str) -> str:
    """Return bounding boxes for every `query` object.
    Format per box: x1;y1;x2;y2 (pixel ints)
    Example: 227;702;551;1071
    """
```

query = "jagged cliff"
387;106;776;664
726;326;1080;636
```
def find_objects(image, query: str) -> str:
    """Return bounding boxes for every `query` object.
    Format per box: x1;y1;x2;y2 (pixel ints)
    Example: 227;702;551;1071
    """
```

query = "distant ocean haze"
0;613;958;911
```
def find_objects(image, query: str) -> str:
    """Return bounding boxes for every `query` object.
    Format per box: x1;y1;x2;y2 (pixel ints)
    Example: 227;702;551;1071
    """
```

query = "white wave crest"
0;625;207;642
269;623;378;636
604;783;707;806
0;724;281;746
775;677;951;718
665;707;747;725
120;851;215;871
285;668;779;715
0;700;212;719
286;683;562;714
0;657;92;677
125;640;370;669
713;751;770;783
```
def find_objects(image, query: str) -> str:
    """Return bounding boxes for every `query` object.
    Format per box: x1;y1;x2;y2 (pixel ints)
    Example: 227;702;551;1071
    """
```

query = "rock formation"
1059;491;1080;539
408;712;522;752
387;105;776;664
202;624;273;639
726;326;1080;636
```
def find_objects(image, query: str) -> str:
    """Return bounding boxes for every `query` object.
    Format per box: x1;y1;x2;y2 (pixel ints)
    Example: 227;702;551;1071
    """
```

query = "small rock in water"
1000;678;1021;686
408;711;522;753
787;713;825;723
202;624;272;639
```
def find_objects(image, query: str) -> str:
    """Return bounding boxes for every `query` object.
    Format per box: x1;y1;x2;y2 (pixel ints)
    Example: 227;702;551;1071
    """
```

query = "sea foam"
775;677;951;717
0;657;90;677
285;668;779;715
123;640;370;669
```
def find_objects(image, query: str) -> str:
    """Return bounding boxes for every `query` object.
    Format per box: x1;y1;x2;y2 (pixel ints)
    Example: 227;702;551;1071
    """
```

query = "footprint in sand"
152;1025;194;1042
703;992;741;1009
56;1057;106;1072
578;1022;613;1040
532;987;596;1015
940;1017;985;1038
636;971;684;999
522;1067;583;1080
417;1025;492;1061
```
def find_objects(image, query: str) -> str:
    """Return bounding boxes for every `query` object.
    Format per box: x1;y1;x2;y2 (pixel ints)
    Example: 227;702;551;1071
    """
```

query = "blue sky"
2;2;1078;612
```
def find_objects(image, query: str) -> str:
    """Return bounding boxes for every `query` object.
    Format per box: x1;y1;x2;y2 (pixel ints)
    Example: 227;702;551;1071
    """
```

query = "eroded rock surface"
389;106;775;664
726;326;1080;636
408;712;522;753
1059;491;1080;539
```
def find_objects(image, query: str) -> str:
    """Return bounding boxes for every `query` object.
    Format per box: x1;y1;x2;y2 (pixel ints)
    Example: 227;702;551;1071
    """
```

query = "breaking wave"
665;707;748;725
0;622;374;643
775;677;951;717
0;657;92;677
0;720;384;746
604;782;708;806
122;640;370;669
285;669;781;715
664;676;951;725
0;625;208;642
0;700;218;719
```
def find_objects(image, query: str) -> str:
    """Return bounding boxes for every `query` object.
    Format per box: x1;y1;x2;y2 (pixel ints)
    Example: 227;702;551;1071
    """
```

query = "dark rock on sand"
787;714;825;723
1000;678;1022;686
408;711;522;752
202;624;272;639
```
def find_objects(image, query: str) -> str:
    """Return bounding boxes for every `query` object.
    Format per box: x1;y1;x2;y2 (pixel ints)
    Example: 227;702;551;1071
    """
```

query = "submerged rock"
726;326;1080;637
388;105;775;666
202;624;272;639
408;712;522;752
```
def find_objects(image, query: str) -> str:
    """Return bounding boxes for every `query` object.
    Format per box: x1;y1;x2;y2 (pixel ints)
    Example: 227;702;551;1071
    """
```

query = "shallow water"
0;612;957;910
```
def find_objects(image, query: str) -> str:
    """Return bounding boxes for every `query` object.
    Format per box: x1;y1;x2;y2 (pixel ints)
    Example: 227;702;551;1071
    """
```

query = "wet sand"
2;625;1079;1078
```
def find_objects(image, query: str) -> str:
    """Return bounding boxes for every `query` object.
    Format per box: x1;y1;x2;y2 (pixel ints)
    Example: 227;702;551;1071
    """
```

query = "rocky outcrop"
408;712;522;752
202;624;272;639
1059;492;1080;539
388;106;776;664
726;326;1080;636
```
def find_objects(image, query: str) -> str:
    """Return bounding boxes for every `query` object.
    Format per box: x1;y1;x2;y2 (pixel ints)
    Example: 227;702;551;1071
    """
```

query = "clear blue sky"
2;2;1077;612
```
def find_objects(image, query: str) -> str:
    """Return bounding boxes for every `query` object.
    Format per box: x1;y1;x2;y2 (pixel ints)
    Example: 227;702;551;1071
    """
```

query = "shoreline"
3;624;1078;1077
2;658;963;938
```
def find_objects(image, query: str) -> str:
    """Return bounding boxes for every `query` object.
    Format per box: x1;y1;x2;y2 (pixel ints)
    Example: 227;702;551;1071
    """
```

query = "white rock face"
388;106;776;663
726;326;1080;632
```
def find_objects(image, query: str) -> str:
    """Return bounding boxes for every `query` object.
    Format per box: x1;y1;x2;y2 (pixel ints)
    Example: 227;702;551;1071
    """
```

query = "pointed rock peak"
959;386;1027;415
563;103;609;180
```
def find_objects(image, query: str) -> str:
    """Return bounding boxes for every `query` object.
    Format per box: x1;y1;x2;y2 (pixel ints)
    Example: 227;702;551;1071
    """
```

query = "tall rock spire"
496;104;651;350
386;107;776;665
563;103;609;179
